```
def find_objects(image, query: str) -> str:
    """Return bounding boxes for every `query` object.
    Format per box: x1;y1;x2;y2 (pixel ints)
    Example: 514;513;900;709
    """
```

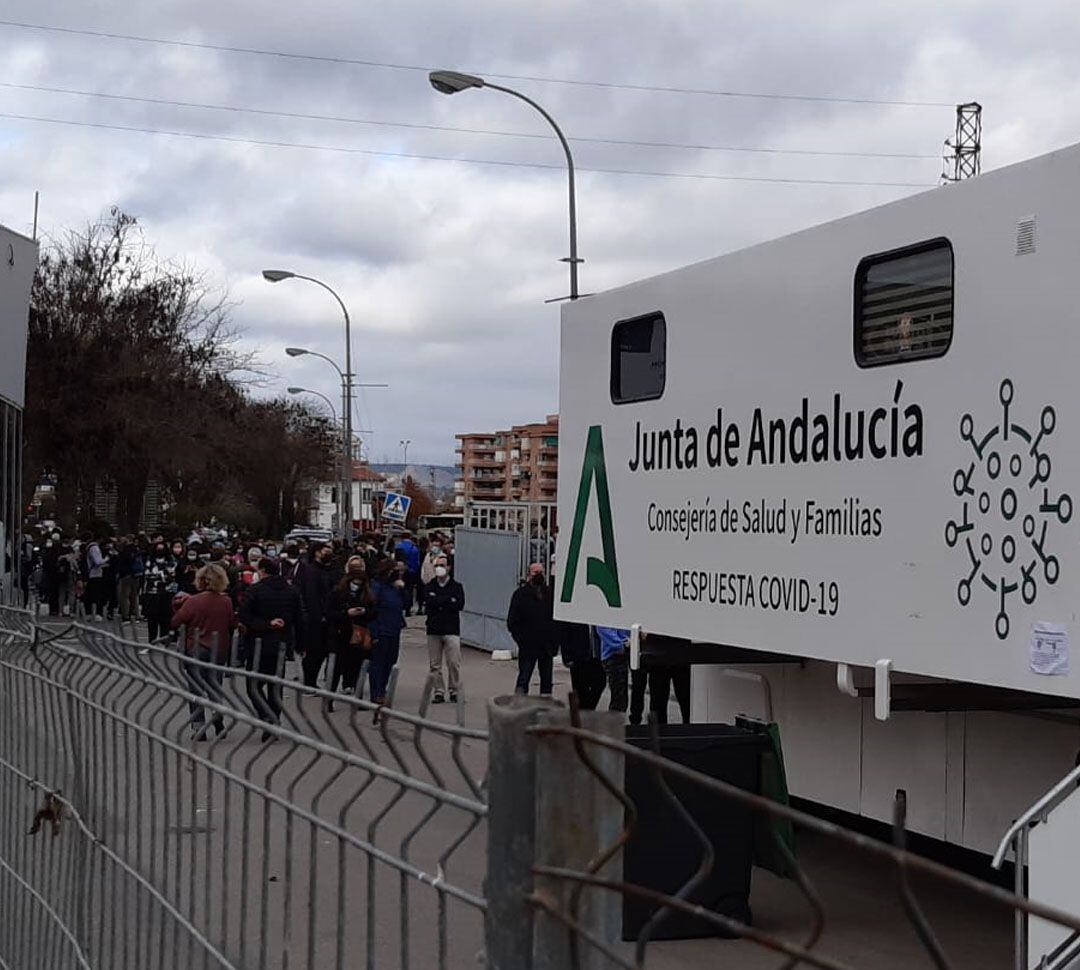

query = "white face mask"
435;566;448;579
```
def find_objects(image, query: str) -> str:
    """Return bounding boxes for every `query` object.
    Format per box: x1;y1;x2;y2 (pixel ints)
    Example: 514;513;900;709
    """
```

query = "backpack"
132;553;146;576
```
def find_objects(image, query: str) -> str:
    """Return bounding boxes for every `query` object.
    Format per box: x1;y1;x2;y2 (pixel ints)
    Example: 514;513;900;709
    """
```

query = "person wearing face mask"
207;542;239;592
141;543;178;642
325;557;375;698
297;542;338;687
370;559;408;706
279;544;302;585
507;563;557;698
395;532;421;616
82;534;108;620
240;557;305;737
177;544;202;595
419;537;444;598
423;556;466;704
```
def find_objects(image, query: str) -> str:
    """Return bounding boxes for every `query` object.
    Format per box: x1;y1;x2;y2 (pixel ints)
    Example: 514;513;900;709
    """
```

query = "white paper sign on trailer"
556;140;1080;699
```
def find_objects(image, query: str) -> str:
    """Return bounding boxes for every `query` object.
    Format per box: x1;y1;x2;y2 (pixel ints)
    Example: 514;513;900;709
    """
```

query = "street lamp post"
429;69;581;300
288;386;343;533
400;439;411;479
281;344;390;539
268;271;355;535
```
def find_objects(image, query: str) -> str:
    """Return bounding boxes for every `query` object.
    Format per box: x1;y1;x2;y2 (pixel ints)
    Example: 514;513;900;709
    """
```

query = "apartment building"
455;414;559;506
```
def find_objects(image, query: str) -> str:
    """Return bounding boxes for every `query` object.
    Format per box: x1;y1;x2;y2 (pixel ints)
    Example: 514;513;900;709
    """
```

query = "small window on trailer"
611;312;666;404
854;238;953;367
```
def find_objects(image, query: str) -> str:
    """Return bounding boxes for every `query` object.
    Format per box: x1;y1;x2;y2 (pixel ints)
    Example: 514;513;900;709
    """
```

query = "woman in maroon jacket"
172;563;236;739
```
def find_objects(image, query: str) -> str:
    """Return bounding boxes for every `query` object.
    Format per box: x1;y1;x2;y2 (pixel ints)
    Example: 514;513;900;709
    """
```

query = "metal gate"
456;503;557;654
453;527;521;654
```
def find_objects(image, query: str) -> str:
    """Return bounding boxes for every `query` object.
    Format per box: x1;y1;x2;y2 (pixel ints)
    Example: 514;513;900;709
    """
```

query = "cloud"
2;0;1078;464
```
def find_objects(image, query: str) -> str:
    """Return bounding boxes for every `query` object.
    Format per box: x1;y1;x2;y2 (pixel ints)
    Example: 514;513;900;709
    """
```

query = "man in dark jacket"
296;542;337;687
557;621;606;710
507;563;557;697
240;558;305;735
423;556;465;703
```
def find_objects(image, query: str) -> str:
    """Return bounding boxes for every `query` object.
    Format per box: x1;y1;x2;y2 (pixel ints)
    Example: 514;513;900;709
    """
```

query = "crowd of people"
23;528;466;736
506;561;691;725
24;525;687;728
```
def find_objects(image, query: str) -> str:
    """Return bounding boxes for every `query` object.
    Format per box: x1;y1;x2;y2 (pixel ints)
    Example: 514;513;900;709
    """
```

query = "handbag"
349;624;373;650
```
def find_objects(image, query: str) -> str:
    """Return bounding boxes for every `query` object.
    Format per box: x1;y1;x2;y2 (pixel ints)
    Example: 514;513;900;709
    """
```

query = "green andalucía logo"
946;379;1072;640
560;425;622;607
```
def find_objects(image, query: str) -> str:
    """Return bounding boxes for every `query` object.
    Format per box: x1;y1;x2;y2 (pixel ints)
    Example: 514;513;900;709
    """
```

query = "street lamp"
285;347;389;389
287;386;338;422
288;386;343;531
429;69;582;300
400;439;411;474
267;272;355;537
281;341;390;539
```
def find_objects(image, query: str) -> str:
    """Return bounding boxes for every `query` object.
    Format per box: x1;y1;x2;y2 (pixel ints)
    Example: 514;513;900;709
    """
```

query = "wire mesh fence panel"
522;701;1080;970
0;607;487;970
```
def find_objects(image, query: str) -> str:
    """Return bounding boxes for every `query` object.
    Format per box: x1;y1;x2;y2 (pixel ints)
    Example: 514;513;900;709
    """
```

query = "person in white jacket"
83;535;107;620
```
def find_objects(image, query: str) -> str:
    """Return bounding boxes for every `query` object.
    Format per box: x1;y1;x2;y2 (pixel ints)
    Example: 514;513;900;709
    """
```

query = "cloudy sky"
2;2;1079;464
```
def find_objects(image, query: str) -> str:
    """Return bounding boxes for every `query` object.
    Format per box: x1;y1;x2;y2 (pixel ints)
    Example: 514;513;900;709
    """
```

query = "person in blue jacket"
597;627;632;713
370;558;408;705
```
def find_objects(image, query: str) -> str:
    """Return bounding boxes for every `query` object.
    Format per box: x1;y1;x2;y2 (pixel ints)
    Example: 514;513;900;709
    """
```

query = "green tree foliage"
26;209;335;534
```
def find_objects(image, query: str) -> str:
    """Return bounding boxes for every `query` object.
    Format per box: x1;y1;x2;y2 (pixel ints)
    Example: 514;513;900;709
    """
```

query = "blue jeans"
370;633;401;702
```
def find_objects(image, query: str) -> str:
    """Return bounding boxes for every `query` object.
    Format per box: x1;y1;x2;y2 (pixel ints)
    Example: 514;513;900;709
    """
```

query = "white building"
307;462;385;533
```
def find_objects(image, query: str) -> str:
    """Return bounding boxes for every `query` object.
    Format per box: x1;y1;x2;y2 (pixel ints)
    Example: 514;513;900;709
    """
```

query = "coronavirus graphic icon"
946;379;1072;640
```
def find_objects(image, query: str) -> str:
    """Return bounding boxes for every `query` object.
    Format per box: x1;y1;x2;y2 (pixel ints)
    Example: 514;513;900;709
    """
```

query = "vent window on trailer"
611;312;666;404
854;238;954;367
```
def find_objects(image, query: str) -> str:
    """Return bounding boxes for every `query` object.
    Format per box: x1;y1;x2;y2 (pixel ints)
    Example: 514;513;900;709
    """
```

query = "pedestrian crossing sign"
382;492;412;523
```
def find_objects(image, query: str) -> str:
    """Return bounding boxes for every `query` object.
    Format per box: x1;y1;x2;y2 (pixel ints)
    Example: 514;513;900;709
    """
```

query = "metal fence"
490;697;1080;970
0;607;487;970
2;607;1079;969
464;501;557;578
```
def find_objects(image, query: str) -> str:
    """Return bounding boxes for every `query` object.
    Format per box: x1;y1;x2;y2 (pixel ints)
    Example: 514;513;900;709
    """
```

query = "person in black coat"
507;563;558;697
325;558;376;698
240;558;305;735
557;621;606;710
296;542;338;687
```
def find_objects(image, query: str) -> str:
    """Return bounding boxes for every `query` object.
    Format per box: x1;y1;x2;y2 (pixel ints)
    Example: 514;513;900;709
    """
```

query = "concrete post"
532;707;625;970
485;694;562;970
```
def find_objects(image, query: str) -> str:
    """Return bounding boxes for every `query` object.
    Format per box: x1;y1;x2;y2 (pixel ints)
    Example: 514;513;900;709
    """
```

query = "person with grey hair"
423;555;465;703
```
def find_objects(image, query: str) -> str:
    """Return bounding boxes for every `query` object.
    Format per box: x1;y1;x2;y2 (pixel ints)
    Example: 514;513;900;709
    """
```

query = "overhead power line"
0;19;954;108
0;81;938;160
0;110;937;188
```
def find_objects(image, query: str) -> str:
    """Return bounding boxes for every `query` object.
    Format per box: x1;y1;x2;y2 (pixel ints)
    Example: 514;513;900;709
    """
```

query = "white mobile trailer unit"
556;142;1080;876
